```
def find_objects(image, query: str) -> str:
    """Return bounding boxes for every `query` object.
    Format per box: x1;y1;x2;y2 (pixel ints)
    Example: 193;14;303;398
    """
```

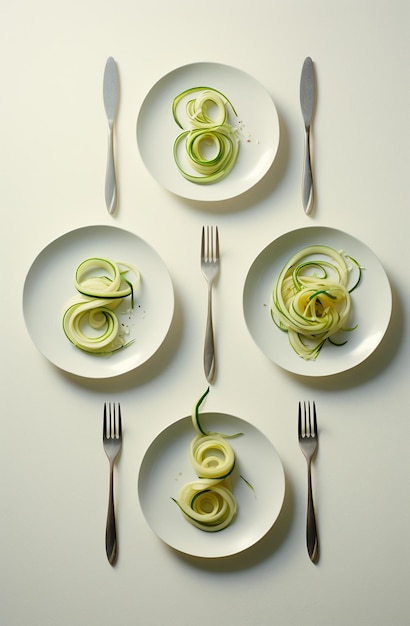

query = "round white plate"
243;226;392;377
136;62;280;201
23;225;174;378
138;412;285;558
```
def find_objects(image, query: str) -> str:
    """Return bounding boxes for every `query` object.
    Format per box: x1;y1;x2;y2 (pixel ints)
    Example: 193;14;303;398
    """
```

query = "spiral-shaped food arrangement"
172;87;239;184
172;388;241;532
271;245;361;360
62;257;140;356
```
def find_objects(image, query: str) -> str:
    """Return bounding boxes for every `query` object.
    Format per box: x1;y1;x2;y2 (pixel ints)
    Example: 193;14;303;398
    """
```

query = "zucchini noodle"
271;245;361;360
172;87;239;184
172;388;241;532
62;257;140;356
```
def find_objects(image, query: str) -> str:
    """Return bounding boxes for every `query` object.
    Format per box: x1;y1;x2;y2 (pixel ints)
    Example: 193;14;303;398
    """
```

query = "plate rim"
136;60;280;202
243;225;392;377
138;411;286;558
22;224;174;379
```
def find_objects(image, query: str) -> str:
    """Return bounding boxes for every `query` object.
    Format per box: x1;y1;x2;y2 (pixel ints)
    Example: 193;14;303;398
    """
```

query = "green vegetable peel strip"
172;86;238;128
74;257;135;304
271;245;361;360
172;388;240;532
172;87;239;184
62;257;140;356
192;387;242;438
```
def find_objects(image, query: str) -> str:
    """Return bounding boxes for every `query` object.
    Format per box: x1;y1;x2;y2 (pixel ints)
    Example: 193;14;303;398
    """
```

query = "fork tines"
298;401;317;438
201;225;219;262
103;402;122;439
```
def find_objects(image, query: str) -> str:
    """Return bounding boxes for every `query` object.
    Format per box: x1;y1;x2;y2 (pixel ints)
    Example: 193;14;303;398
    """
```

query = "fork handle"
306;462;319;563
204;285;215;383
105;464;118;565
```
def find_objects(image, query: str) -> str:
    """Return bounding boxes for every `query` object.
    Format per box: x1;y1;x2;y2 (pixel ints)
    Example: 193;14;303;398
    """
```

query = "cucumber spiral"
271;245;361;360
172;388;240;532
62;257;140;356
172;87;239;184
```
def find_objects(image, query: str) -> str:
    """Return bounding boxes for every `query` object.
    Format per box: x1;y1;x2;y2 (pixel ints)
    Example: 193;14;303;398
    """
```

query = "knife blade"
103;57;119;214
300;57;316;215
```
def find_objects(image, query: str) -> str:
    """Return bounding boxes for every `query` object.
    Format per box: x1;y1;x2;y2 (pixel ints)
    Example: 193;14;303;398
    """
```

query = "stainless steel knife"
300;57;316;215
103;57;119;214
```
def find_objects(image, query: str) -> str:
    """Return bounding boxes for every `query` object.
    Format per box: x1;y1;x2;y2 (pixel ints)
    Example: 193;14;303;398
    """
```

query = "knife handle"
105;125;117;215
302;128;314;215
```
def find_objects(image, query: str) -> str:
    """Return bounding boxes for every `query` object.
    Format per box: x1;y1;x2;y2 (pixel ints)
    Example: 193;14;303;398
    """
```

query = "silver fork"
201;225;220;383
298;401;319;563
103;403;122;565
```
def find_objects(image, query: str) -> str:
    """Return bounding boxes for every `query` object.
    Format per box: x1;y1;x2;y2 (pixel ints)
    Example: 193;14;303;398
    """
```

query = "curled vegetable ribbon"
62;257;140;355
172;87;239;184
173;388;240;532
271;245;361;360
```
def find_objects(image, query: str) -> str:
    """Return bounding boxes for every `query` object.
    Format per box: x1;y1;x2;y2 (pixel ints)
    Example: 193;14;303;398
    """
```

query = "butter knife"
300;57;316;215
103;57;119;214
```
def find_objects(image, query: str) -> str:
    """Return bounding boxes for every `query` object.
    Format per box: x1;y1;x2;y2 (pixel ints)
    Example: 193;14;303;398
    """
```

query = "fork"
201;225;220;383
298;401;319;563
103;403;122;565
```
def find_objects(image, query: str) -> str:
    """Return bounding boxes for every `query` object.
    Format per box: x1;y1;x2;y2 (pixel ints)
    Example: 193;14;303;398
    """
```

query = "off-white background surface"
1;1;409;625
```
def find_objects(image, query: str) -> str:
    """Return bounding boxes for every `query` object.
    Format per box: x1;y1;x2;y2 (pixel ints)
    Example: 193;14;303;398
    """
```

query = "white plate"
136;62;280;201
243;226;392;377
138;412;285;558
23;225;174;379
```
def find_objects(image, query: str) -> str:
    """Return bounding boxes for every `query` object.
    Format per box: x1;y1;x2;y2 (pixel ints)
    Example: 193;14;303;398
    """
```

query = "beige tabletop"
1;1;409;625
